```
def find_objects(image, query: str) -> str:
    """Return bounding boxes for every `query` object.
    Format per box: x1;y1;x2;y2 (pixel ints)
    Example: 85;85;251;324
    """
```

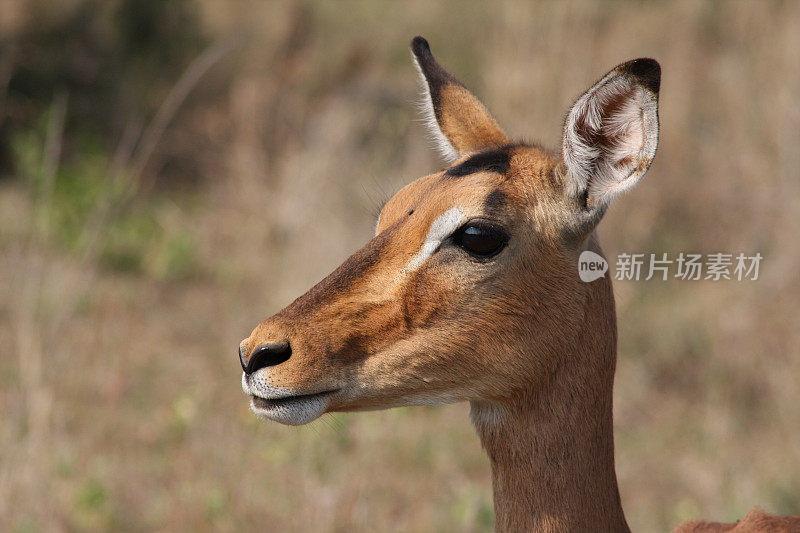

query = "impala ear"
563;58;660;210
411;36;509;162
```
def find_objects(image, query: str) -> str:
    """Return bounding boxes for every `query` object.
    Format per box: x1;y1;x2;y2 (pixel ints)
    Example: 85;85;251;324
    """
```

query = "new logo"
578;251;608;282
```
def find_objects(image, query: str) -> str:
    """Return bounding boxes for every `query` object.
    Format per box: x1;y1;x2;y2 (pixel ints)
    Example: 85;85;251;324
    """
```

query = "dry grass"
1;1;799;531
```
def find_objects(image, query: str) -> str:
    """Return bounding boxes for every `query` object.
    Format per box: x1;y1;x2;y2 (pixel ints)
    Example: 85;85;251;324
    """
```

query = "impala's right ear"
563;58;661;211
411;36;509;162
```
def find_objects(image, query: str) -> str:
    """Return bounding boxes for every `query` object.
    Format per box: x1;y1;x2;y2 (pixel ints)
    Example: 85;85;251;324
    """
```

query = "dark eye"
453;222;509;258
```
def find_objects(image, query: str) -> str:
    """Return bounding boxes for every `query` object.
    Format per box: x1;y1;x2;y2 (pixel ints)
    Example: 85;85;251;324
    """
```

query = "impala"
239;37;798;532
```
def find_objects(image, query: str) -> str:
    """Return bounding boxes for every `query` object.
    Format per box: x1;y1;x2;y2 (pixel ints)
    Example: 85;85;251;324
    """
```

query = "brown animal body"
674;509;800;532
238;37;799;532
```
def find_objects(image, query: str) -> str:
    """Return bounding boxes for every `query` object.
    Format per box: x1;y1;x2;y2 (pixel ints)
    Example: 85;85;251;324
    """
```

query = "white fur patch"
412;54;459;163
250;394;329;426
402;391;460;406
469;401;507;430
242;371;251;394
402;207;464;273
243;370;330;426
245;369;302;399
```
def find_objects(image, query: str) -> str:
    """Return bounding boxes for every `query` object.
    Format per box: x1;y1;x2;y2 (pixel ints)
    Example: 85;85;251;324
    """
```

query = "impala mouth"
249;390;338;426
251;390;335;409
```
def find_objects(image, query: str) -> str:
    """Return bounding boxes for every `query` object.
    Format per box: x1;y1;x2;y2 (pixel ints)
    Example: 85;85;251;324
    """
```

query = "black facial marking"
484;188;507;211
444;149;511;178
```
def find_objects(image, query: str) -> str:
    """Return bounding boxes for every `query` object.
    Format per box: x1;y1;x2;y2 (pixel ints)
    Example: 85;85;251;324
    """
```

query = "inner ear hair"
563;58;661;211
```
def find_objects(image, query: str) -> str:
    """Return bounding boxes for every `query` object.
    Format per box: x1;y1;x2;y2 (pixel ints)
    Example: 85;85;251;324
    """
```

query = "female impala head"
240;37;660;426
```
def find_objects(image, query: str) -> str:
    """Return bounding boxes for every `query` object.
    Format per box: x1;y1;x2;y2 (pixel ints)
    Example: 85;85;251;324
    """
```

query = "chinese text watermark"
578;251;762;282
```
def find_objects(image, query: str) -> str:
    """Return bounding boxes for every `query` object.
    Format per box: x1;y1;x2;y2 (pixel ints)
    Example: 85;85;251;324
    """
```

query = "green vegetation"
11;117;198;279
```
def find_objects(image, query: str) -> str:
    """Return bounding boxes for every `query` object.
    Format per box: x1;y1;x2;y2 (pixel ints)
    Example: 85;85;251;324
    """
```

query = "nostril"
239;344;246;371
246;341;292;375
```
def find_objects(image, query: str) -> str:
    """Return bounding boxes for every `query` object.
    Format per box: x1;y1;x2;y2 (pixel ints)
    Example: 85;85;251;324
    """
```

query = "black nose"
238;344;247;371
242;341;292;374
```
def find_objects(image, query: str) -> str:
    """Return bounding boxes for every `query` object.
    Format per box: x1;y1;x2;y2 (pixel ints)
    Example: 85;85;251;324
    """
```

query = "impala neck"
470;273;629;533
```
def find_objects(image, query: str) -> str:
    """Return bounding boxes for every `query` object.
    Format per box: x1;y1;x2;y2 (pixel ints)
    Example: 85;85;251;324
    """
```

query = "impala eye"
453;222;509;258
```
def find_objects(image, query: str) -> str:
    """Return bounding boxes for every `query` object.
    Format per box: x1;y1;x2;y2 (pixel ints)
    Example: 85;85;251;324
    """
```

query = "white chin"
250;394;329;426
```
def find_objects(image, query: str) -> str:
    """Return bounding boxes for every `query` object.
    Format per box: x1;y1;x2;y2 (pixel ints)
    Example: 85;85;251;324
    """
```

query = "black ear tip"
411;36;431;58
621;58;661;94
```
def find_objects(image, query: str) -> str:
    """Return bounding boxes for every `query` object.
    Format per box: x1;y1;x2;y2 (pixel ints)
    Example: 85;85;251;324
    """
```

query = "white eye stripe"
402;207;464;273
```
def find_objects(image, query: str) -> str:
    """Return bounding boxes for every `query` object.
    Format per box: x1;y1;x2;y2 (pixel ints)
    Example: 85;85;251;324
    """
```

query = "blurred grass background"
1;1;799;531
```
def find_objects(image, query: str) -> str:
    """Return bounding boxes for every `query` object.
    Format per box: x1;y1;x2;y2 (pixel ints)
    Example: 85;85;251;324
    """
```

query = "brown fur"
411;36;508;155
241;38;797;532
673;508;800;532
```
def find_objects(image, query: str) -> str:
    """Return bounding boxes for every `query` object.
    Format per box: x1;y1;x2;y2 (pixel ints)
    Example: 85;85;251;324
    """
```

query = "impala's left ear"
411;36;509;162
563;58;661;210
